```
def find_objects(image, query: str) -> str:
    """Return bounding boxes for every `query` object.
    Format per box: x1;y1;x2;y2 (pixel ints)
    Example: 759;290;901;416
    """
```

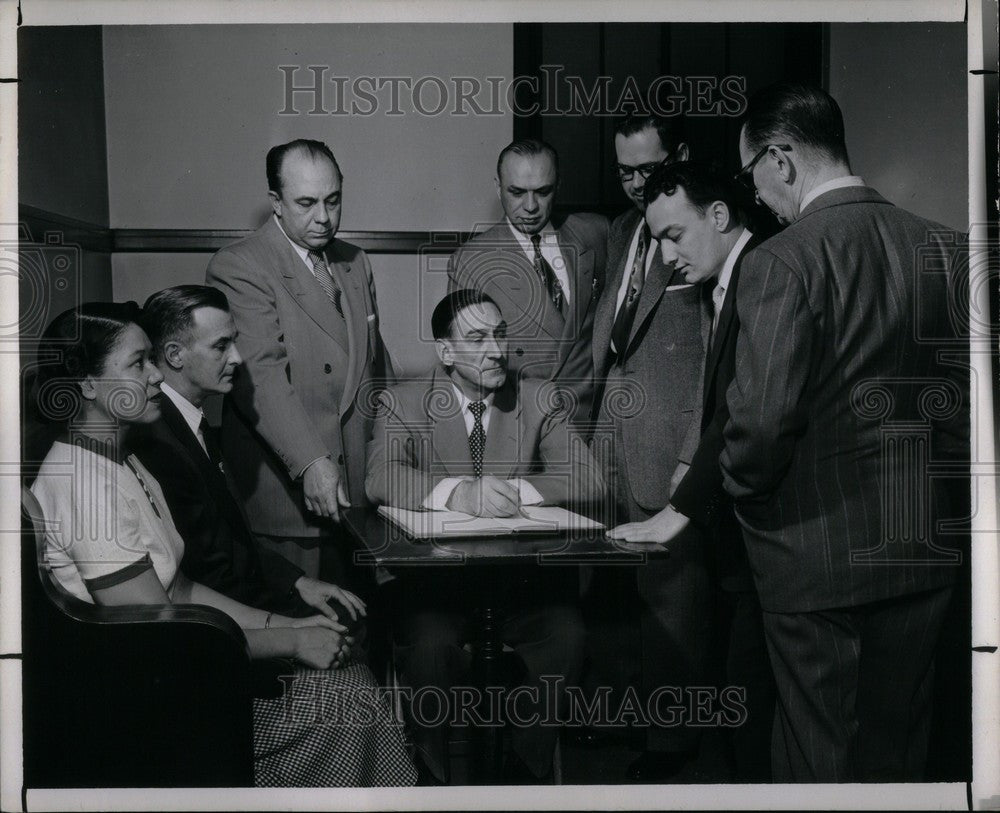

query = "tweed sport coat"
591;207;710;512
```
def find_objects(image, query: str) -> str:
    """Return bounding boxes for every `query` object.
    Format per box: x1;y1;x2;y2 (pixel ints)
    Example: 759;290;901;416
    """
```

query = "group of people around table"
28;81;968;787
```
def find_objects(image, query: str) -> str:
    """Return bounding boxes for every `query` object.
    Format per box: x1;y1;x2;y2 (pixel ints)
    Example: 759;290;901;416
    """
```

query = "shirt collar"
716;228;753;294
273;214;317;267
798;175;866;215
54;434;126;465
450;382;495;413
505;218;555;254
160;381;205;439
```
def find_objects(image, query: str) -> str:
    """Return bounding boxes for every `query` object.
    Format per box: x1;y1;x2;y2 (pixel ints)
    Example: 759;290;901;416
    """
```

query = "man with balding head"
448;138;608;426
206;139;393;586
721;82;967;781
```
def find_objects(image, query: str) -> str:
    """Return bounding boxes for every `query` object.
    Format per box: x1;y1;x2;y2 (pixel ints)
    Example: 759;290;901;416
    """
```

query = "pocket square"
665;283;695;291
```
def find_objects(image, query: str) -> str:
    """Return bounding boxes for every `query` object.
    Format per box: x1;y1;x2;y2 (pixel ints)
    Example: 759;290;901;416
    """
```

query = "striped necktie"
307;250;343;316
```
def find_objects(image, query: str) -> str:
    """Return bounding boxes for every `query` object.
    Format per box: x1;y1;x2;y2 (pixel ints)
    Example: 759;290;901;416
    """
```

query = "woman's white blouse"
31;440;186;602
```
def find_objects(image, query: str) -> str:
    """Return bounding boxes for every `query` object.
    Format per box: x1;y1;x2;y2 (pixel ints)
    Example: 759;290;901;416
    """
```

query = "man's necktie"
307;250;343;316
711;283;727;337
199;416;226;474
468;401;486;478
610;223;650;357
530;233;565;316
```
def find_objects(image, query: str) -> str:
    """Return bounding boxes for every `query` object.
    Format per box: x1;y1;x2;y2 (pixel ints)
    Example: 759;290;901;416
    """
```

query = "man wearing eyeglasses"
720;82;967;781
589;114;714;782
448;138;609;427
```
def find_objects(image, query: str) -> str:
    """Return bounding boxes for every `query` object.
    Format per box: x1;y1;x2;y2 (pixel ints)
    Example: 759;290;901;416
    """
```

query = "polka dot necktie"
468;400;487;477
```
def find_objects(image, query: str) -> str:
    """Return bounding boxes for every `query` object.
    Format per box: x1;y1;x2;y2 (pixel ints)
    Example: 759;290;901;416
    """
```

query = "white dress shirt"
160;382;209;457
421;384;545;510
798;175;866;215
275;214;320;271
506;219;571;305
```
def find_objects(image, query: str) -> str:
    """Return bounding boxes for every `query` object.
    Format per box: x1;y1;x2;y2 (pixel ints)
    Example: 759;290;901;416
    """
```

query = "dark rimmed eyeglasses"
734;143;791;191
615;148;680;182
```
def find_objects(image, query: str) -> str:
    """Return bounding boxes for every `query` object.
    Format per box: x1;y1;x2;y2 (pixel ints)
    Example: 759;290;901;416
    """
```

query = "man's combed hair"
266;138;342;194
142;285;231;362
643;160;750;226
741;82;850;165
613;114;687;155
431;289;499;340
496;138;559;179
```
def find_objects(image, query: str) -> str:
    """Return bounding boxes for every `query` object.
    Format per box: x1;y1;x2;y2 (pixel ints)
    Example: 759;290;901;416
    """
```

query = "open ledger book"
377;505;605;539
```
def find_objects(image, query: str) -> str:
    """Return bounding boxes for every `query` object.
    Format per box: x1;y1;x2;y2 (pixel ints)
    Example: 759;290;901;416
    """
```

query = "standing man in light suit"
721;83;967;781
206;139;392;585
448;138;608;426
590;115;714;781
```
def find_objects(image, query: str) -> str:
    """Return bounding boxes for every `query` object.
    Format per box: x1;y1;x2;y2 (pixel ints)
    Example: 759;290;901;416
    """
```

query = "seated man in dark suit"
132;285;366;633
365;289;604;784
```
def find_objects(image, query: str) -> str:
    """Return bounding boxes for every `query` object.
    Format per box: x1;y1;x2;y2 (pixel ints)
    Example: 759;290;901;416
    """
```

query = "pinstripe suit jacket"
720;186;967;613
206;217;393;538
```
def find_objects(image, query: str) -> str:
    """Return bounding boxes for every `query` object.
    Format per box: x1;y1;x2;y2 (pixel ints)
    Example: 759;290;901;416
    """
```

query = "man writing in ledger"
448;138;608;426
607;162;775;781
365;289;603;784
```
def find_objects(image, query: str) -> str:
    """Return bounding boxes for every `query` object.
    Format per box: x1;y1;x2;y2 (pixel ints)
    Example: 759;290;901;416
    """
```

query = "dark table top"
342;507;666;568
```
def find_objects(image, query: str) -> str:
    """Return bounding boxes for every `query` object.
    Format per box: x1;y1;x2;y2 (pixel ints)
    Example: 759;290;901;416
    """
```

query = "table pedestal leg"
473;604;504;784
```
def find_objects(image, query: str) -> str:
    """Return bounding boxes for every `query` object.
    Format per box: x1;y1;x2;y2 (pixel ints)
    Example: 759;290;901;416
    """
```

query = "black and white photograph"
2;0;997;809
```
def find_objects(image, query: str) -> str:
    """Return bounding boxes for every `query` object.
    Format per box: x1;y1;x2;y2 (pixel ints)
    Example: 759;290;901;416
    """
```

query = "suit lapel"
593;210;641;374
326;240;371;411
483;223;566;344
624;242;682;354
429;372;473;476
483;378;520;479
557;216;595;340
157;394;214;476
702;237;758;406
263;218;351;354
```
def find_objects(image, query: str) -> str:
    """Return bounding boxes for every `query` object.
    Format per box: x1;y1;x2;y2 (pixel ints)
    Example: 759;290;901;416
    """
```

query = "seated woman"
29;302;416;788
